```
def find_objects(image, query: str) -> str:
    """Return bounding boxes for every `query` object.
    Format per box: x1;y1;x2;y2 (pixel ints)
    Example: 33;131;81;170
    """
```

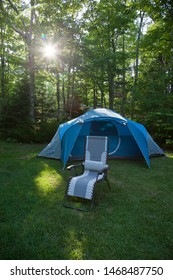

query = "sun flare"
43;44;57;58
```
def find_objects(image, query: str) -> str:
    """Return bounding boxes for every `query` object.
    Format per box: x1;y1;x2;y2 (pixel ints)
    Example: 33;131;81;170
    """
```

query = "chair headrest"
84;160;106;171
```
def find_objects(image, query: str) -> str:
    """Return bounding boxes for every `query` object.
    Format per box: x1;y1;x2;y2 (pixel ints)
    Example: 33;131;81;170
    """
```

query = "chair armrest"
98;164;109;174
67;163;84;176
67;163;83;171
95;165;109;183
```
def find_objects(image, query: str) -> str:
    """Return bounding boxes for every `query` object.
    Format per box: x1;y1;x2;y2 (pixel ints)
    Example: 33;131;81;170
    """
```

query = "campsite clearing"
0;141;173;260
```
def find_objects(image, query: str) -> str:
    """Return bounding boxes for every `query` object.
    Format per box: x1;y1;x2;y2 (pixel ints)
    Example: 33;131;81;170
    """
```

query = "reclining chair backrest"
84;136;108;171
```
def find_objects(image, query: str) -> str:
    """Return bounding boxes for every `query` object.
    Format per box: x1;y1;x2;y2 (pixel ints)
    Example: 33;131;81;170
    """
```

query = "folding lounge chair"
63;136;110;211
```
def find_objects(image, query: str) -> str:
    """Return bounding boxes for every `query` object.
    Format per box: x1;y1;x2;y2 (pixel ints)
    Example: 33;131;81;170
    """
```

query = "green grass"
0;141;173;260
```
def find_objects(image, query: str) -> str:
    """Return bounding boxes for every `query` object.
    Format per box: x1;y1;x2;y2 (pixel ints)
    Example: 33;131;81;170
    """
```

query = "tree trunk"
62;76;66;111
121;32;126;115
71;66;76;98
93;85;97;108
56;72;60;120
108;74;114;109
6;0;36;122
28;46;35;122
0;19;6;117
131;11;145;118
107;24;117;110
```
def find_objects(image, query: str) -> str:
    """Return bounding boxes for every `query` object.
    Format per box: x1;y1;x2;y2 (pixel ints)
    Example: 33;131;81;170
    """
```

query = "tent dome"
38;108;164;168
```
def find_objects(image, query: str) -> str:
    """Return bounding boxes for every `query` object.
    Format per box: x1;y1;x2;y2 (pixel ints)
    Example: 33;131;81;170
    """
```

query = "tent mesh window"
90;121;119;155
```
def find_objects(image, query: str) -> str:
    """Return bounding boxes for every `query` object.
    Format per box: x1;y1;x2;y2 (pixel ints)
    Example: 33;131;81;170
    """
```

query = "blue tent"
38;108;164;168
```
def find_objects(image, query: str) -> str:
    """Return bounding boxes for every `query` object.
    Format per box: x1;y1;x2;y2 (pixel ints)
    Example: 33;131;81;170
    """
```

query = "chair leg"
63;193;94;211
97;181;103;205
94;176;111;206
106;177;111;190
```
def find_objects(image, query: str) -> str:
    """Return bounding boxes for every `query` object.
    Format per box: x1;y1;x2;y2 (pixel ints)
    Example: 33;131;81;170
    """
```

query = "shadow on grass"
0;143;173;260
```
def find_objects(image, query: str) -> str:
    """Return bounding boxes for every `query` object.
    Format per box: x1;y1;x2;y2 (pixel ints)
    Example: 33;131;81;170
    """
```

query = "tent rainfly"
38;108;164;168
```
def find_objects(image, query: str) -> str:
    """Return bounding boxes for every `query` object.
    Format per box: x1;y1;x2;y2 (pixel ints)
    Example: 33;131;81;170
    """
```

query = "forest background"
0;0;173;149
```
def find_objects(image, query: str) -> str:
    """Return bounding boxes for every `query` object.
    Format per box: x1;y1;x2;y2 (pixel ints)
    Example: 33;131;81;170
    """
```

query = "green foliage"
0;0;172;148
35;72;58;122
1;120;59;144
0;77;59;143
135;112;173;148
0;78;30;137
32;120;59;143
134;15;173;147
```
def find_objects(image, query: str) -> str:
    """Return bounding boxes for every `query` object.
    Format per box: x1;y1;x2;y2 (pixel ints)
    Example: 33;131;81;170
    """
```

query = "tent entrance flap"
127;121;150;168
61;123;83;168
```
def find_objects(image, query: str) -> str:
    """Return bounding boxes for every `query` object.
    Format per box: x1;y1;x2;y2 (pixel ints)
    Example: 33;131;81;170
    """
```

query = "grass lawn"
0;141;173;260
